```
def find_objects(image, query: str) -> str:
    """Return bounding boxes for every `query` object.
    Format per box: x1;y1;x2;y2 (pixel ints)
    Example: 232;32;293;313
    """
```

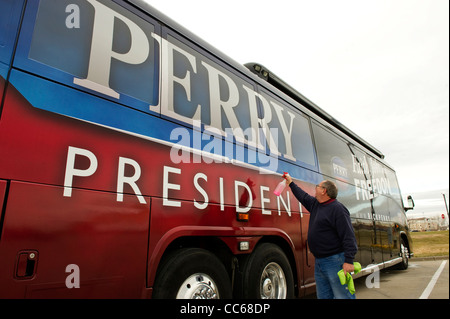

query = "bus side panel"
0;71;307;298
0;79;153;298
0;181;150;298
1;69;312;214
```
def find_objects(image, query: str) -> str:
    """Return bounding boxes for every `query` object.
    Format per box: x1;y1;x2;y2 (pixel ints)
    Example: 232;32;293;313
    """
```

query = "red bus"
0;0;413;298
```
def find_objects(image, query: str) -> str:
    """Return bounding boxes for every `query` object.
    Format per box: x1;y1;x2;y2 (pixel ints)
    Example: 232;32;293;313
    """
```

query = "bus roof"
245;63;385;159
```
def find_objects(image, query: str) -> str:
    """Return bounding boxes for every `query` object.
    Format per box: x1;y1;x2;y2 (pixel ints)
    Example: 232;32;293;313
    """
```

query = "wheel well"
156;236;235;280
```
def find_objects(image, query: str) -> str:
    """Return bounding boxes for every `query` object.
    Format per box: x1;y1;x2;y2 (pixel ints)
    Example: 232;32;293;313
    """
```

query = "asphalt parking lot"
352;258;449;299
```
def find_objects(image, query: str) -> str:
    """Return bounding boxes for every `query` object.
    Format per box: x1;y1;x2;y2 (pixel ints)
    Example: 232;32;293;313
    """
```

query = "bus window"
162;31;259;152
0;0;25;77
14;0;160;113
257;88;316;167
311;120;354;183
384;167;402;203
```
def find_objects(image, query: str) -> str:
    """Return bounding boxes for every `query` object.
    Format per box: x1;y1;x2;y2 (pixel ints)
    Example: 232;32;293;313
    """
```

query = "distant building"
408;216;447;231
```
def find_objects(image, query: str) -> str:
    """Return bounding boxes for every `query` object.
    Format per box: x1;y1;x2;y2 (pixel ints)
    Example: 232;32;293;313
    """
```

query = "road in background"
353;259;449;299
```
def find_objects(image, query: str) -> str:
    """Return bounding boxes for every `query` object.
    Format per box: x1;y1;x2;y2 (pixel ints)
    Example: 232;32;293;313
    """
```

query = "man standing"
284;175;358;299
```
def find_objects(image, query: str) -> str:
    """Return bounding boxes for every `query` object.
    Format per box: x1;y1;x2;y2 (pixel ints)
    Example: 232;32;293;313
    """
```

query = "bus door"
350;192;384;266
300;210;315;295
373;196;394;262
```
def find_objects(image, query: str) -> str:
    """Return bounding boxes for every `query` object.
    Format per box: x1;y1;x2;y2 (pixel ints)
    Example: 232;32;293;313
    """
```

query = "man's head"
315;180;338;203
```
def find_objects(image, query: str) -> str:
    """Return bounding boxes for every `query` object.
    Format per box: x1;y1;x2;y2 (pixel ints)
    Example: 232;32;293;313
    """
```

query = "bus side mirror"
405;195;415;211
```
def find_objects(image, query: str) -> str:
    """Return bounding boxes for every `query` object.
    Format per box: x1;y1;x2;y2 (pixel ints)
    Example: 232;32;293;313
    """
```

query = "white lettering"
219;177;224;211
243;89;280;156
354;179;361;200
360;180;369;200
235;181;253;213
74;0;150;98
161;38;201;124
163;166;181;207
242;86;265;150
201;61;245;142
117;157;146;204
193;173;209;210
258;95;280;156
63;146;98;197
271;101;296;160
277;191;291;216
180;303;214;316
260;186;272;215
333;163;348;178
355;177;392;201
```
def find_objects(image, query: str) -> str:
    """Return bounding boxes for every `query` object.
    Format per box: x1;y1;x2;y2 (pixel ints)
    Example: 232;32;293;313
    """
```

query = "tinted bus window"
258;88;316;167
311;120;354;183
386;171;406;226
385;167;402;203
163;32;257;145
313;120;401;201
15;0;160;112
0;0;25;75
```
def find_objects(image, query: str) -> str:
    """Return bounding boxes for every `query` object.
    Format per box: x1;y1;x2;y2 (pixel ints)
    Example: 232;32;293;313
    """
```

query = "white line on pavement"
419;260;447;299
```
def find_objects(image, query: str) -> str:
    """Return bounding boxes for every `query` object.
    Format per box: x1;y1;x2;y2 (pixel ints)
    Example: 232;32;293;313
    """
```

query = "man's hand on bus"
284;173;292;185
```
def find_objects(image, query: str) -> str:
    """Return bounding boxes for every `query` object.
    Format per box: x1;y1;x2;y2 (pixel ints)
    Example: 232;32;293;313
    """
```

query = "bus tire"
152;248;232;299
395;237;409;270
242;243;294;299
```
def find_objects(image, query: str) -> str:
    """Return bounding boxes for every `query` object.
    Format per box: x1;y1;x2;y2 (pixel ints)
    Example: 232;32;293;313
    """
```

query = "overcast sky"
145;0;449;219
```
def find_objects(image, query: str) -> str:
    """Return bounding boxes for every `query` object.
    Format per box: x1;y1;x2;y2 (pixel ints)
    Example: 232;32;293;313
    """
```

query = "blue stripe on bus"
9;69;320;184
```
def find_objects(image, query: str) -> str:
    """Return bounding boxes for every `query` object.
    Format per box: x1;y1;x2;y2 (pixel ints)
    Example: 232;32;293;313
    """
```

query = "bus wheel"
396;238;409;270
153;248;232;299
242;243;294;299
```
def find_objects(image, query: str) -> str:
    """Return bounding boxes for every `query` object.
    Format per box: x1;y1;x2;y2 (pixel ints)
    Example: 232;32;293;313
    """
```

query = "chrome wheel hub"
176;273;219;299
260;262;287;299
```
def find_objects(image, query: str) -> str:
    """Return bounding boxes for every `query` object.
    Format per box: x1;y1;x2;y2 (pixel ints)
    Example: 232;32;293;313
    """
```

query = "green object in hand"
337;262;362;295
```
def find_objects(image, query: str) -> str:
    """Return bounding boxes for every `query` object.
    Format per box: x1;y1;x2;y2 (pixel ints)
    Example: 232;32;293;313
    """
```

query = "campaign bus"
0;0;414;298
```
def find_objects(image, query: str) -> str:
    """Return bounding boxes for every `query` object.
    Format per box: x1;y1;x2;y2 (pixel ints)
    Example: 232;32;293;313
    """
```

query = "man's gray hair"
323;180;338;199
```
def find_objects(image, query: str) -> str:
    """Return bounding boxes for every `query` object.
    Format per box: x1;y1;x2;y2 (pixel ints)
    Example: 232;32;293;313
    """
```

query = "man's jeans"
314;252;356;299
